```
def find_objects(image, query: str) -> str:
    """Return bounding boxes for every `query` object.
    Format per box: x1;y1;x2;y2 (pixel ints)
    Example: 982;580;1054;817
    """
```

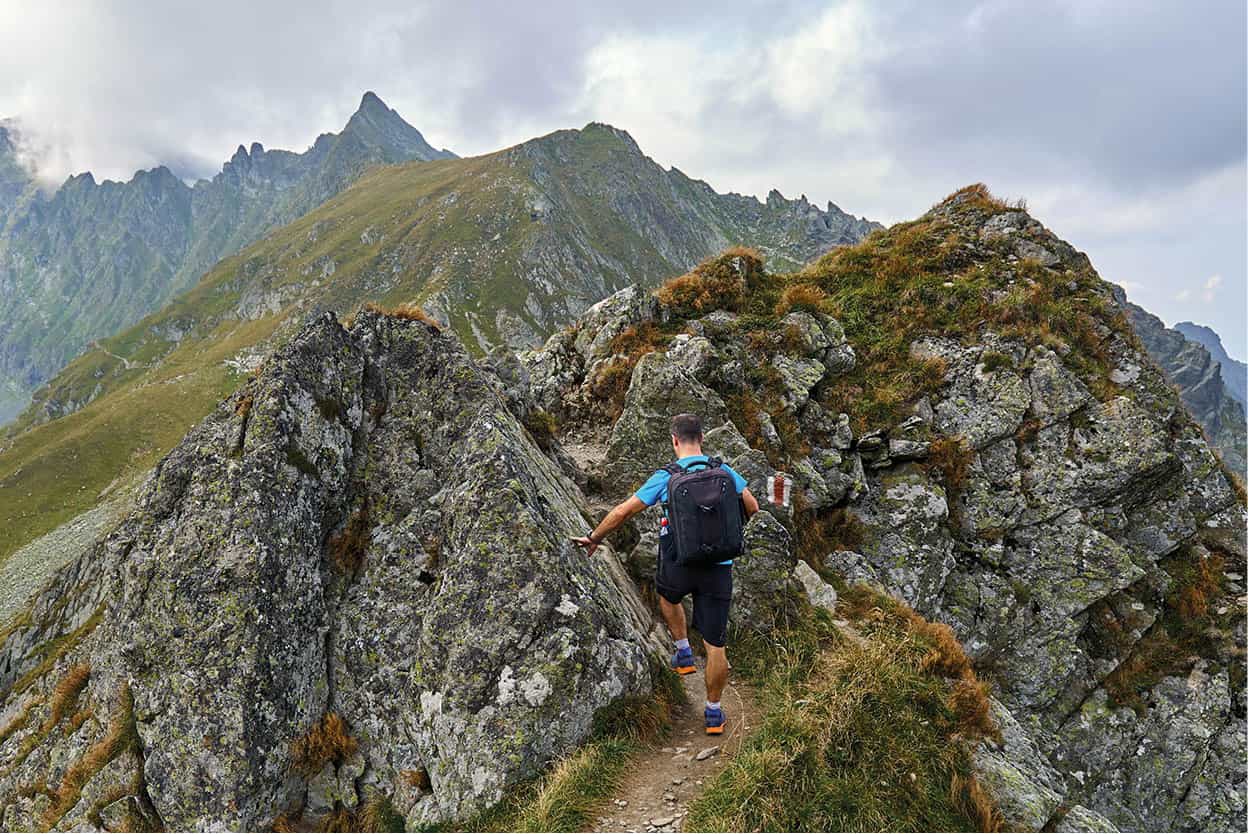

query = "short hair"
670;413;704;443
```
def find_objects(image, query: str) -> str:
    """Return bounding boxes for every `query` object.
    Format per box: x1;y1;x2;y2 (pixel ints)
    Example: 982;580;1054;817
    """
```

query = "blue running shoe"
704;705;725;735
671;646;696;675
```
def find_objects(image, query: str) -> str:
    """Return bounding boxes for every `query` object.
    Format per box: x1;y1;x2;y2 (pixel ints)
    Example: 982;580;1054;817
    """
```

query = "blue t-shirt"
634;455;749;565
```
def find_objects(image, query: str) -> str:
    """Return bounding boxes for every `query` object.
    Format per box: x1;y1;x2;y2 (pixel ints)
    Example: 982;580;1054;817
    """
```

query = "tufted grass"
1104;545;1237;713
290;712;359;778
686;588;1001;832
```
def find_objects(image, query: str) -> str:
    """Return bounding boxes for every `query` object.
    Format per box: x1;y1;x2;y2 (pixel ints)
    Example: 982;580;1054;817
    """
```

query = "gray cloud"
1;0;1243;357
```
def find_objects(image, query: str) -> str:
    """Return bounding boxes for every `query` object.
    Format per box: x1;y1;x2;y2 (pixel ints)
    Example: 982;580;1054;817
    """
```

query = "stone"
794;560;838;612
732;511;800;634
1051;805;1121;832
604;351;731;489
973;699;1064;830
695;746;719;761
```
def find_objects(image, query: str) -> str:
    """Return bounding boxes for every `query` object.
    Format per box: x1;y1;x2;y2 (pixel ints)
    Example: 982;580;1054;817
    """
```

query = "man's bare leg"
704;644;729;703
659;597;688;641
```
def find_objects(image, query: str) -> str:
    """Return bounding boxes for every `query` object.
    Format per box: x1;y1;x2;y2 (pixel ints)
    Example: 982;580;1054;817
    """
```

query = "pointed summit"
343;91;455;161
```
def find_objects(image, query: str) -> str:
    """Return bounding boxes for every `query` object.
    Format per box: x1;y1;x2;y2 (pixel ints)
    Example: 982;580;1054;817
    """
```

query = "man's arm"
741;487;759;518
572;495;648;557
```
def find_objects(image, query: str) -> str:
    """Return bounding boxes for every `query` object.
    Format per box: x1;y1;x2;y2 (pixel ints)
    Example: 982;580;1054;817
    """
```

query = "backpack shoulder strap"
662;462;685;476
706;456;723;469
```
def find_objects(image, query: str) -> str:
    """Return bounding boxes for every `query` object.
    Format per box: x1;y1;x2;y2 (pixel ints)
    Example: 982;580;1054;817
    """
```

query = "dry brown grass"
951;772;1005;832
317;806;358;832
358;789;407;832
270;810;300;832
688;594;1002;831
0;695;41;746
774;282;829;317
656;248;764;316
328;504;372;574
400;768;431;791
926;435;971;494
364;301;442;330
234;393;254;418
48;663;91;729
290;712;359;778
42;682;138;830
939;182;1020;213
1177;550;1225;620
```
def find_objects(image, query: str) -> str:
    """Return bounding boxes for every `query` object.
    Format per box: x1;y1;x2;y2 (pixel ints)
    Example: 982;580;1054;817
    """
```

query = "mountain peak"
343;91;454;161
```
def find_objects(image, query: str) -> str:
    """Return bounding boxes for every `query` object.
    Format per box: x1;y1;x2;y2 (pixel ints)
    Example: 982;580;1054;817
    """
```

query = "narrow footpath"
592;660;759;833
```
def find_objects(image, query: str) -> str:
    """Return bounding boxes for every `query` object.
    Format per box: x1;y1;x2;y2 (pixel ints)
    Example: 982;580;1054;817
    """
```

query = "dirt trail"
592;659;759;833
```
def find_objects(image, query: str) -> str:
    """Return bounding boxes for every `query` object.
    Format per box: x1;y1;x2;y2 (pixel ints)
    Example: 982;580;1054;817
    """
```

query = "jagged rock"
1055;669;1244;832
793;561;838;612
770;354;825;410
0;312;655;830
915;337;1030;448
1028;346;1092;422
974;699;1064;831
573;285;660;362
732;511;800;633
605;352;731;490
838;471;956;615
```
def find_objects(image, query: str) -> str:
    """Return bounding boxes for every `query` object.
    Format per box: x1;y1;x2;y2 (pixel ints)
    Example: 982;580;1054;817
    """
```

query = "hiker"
572;413;758;734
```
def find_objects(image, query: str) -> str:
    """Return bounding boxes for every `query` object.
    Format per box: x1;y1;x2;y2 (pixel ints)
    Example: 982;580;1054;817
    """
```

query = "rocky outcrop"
0;311;655;829
1174;321;1247;408
1125;298;1247;478
518;195;1246;831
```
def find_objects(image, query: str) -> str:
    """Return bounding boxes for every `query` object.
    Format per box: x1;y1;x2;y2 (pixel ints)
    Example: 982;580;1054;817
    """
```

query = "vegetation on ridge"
686;590;1001;832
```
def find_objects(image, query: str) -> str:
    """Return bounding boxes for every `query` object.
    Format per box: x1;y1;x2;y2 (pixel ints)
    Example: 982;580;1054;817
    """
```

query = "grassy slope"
686;592;1001;832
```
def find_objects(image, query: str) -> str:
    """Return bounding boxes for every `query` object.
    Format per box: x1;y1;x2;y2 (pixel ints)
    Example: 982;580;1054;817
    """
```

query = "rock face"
1173;321;1247;408
518;197;1246;831
0;311;654;829
0;92;454;424
1125;298;1247;478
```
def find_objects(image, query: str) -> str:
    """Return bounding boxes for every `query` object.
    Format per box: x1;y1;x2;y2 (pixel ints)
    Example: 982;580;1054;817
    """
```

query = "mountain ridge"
0;187;1240;831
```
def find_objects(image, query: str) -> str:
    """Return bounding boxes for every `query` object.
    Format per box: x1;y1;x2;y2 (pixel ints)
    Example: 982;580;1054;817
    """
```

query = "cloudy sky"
2;0;1244;357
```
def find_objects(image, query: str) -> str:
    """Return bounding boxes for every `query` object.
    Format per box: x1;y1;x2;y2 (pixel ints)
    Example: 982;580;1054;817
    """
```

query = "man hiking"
573;413;758;734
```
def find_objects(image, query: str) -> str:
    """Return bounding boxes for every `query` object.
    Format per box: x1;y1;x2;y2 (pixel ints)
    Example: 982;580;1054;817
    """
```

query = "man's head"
670;413;704;457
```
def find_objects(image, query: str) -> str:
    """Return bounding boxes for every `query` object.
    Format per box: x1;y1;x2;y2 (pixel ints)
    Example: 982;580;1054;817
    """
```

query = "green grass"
685;592;1002;832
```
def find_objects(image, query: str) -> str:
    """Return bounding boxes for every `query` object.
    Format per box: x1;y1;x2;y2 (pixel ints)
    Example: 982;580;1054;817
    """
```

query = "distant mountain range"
0;92;454;423
1174;321;1247;407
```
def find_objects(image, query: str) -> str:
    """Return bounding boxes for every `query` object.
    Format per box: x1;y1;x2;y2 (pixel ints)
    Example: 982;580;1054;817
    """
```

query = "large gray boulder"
0;312;654;830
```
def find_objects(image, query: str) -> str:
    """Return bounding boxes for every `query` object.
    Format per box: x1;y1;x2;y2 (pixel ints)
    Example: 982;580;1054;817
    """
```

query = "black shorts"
655;532;733;647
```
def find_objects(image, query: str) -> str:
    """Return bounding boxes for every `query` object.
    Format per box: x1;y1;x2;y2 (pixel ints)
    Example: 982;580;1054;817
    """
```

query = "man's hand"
571;535;599;557
573;496;647;558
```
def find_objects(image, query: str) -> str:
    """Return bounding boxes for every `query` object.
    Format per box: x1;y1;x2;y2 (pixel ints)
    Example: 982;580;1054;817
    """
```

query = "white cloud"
1202;274;1223;302
0;1;1243;352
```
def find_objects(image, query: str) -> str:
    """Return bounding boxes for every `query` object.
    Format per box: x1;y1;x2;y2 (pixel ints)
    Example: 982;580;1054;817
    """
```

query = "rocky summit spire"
343;91;455;161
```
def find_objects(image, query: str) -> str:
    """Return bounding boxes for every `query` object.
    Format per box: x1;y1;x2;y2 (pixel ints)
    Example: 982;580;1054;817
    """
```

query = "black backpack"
662;458;744;567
